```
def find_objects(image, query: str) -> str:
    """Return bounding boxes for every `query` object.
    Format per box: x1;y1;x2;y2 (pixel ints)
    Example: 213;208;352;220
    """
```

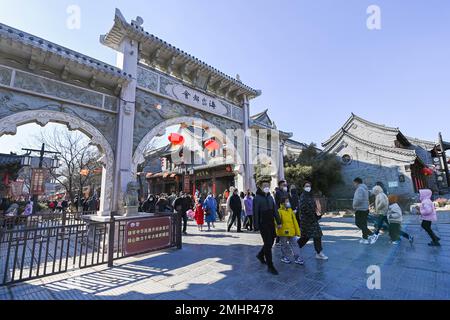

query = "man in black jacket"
253;178;282;275
227;188;243;232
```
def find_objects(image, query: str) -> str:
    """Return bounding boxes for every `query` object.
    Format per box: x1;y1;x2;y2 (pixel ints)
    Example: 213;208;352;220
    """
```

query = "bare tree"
34;126;102;206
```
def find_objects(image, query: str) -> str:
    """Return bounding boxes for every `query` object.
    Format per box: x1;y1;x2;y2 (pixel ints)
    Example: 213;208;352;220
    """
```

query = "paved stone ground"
1;213;449;300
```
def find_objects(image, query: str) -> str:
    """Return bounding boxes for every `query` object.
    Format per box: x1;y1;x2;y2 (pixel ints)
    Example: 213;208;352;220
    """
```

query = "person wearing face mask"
203;192;218;231
277;197;304;265
253;177;282;275
297;181;328;260
141;194;156;213
228;189;243;232
275;180;289;209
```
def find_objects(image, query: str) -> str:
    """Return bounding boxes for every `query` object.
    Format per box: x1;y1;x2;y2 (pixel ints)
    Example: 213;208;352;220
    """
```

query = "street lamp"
51;156;60;169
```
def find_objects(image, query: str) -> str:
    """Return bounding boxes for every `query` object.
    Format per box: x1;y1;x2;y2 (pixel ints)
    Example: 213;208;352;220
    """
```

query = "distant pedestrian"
194;200;204;231
253;177;282;275
419;189;440;246
240;192;246;226
203;192;217;231
243;191;254;231
227;189;242;232
352;177;373;244
290;185;300;223
297;182;328;260
277;197;304;265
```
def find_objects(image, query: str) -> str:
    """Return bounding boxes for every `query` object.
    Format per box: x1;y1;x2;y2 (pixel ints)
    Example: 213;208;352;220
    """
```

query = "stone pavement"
1;213;449;300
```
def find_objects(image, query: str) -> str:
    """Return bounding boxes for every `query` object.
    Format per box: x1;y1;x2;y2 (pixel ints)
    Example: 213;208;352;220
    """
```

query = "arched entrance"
0;110;115;215
132;116;245;196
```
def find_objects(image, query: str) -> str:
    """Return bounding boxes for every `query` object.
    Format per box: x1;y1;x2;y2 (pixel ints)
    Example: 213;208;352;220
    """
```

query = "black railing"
0;212;181;286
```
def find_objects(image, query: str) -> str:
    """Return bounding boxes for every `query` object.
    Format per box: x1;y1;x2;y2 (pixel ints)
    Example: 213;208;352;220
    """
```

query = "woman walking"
419;189;440;246
297;182;328;260
203;192;217;231
243;191;254;231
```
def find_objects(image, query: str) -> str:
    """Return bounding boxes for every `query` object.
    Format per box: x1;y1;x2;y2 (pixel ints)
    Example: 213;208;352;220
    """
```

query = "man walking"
227;188;243;232
353;177;373;244
254;177;282;275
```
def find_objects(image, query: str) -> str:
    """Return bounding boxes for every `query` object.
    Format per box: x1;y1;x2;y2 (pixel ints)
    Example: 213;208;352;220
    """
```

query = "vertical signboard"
30;169;46;195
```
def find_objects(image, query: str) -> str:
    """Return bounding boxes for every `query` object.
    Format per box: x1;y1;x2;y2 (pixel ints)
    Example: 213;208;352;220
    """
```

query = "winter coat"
372;186;389;215
141;195;156;213
419;189;437;222
203;196;217;223
276;205;300;237
244;196;253;216
194;204;205;225
298;191;323;238
387;203;402;224
229;194;242;214
253;188;281;235
353;184;369;211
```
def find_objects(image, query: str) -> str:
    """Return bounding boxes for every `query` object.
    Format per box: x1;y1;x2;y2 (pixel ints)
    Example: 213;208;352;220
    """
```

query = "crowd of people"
352;177;441;247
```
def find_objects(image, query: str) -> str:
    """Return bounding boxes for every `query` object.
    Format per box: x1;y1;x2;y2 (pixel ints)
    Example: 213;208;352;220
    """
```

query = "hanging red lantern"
204;139;220;152
168;133;184;146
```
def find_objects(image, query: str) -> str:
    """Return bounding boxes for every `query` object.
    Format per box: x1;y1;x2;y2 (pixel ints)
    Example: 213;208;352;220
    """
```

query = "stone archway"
0;110;115;215
132;116;245;189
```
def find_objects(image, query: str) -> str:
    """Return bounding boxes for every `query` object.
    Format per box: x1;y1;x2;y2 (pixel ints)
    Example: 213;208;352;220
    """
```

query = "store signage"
30;169;46;195
124;217;172;255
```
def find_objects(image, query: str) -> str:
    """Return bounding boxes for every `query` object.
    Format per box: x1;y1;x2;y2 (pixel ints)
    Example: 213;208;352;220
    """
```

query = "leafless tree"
34;126;102;206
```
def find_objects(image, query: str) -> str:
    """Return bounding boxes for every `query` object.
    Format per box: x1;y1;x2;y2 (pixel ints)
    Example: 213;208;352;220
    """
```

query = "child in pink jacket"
419;189;440;246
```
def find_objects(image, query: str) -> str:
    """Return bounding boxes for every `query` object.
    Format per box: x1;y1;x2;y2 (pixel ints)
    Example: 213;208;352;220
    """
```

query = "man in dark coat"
253;178;282;275
274;180;289;209
174;192;190;235
227;189;243;232
141;194;156;213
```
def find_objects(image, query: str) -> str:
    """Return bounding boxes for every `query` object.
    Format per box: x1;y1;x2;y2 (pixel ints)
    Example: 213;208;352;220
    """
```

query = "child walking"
277;197;304;265
194;200;205;232
419;189;440;246
387;195;403;244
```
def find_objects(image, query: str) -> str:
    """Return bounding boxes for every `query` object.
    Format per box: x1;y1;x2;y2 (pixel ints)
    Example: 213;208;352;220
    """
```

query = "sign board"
30;169;46;195
124;216;173;256
388;181;399;188
183;175;191;193
9;180;24;198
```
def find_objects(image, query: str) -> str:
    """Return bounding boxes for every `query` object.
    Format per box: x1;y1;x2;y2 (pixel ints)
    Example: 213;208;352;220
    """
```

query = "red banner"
124;217;172;256
30;169;46;195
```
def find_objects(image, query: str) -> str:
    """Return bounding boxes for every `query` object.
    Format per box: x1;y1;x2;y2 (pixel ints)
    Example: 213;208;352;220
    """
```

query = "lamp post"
21;143;60;212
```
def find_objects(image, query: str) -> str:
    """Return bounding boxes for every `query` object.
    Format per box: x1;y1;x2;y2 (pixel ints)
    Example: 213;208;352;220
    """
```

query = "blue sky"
1;0;450;153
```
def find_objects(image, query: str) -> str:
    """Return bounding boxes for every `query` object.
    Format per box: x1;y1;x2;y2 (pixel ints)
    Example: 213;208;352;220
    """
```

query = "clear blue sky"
1;0;450;152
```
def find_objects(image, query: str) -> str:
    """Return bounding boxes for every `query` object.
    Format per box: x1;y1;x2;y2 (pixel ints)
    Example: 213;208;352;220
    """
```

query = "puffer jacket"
387;203;402;224
419;189;437;222
276;205;300;237
253;188;281;232
372;186;389;215
353;184;369;211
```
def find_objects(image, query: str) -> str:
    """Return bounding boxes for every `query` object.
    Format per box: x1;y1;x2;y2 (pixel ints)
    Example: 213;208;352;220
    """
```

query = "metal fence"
0;212;181;286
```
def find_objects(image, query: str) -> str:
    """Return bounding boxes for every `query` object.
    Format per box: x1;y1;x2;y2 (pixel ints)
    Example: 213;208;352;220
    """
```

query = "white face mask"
282;187;288;192
304;187;312;193
285;202;291;208
263;187;270;194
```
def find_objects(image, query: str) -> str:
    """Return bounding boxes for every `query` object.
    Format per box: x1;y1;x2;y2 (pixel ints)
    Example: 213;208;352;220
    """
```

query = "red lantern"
204;139;220;152
168;133;184;146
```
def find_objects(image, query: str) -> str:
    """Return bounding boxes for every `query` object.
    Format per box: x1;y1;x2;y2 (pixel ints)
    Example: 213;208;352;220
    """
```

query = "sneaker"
280;257;291;264
294;257;305;265
359;239;370;245
391;240;400;245
409;235;414;244
316;252;329;260
369;234;379;244
428;241;441;247
267;266;279;275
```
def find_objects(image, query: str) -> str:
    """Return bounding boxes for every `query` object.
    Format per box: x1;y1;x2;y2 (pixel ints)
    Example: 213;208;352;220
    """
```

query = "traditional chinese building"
322;113;439;201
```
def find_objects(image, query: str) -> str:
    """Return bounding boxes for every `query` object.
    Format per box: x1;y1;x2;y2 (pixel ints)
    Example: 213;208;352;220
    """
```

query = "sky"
1;0;450;153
